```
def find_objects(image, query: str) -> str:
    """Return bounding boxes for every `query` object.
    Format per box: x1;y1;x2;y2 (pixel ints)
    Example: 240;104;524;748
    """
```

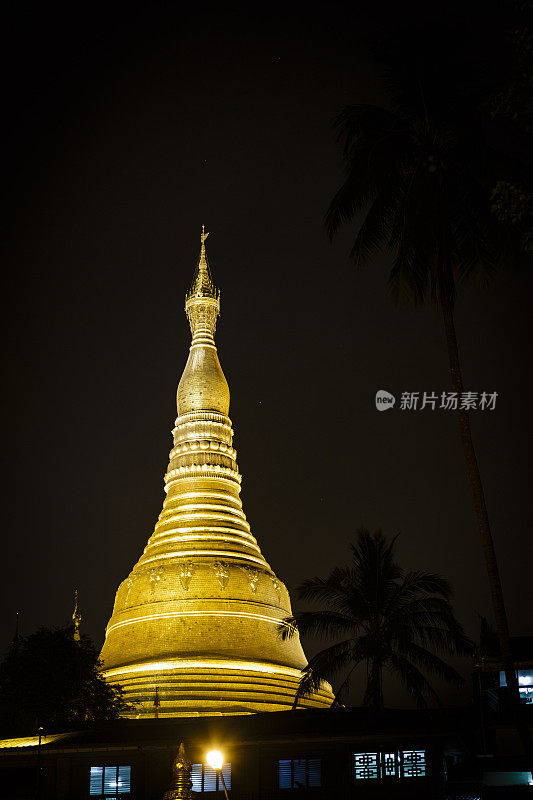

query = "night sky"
2;1;531;707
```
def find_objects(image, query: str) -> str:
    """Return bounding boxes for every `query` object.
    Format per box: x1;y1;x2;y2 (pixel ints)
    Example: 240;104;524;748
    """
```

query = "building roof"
0;707;470;753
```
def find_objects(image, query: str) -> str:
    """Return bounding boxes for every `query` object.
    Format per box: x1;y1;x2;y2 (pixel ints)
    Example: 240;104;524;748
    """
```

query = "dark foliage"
325;14;531;309
324;9;532;764
0;626;128;736
281;528;472;710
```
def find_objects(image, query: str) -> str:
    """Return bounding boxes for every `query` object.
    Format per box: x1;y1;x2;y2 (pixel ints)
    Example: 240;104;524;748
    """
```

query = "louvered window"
354;749;426;780
89;766;131;797
190;762;231;792
90;767;103;795
278;758;322;789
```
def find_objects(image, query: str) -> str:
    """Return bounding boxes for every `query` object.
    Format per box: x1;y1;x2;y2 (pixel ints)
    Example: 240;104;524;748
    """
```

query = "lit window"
89;766;131;797
354;753;379;780
402;750;426;778
278;758;321;789
354;750;426;780
191;762;231;792
383;752;398;778
500;670;533;704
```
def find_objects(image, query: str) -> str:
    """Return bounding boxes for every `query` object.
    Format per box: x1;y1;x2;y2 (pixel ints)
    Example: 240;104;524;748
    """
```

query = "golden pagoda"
100;229;334;717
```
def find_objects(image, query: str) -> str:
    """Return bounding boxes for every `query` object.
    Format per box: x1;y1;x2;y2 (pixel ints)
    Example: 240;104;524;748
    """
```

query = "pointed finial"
199;226;210;270
11;611;21;652
154;685;160;719
163;742;193;800
185;227;218;302
72;590;82;642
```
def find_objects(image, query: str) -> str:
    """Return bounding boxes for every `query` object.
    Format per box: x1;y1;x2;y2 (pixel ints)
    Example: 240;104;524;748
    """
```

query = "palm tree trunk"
441;300;532;766
330;661;361;708
367;660;384;711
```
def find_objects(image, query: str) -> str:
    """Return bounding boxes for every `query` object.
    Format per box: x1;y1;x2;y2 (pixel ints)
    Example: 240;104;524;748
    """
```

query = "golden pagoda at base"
100;229;334;717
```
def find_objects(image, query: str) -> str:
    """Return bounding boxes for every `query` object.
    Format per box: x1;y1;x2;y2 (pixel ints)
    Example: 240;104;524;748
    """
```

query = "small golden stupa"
100;229;334;716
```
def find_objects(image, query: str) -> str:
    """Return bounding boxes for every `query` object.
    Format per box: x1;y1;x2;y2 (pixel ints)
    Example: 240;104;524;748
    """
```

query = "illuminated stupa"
100;229;334;717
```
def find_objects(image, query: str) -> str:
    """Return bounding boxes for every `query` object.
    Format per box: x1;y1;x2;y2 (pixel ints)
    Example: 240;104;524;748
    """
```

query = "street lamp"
206;750;229;800
37;726;44;800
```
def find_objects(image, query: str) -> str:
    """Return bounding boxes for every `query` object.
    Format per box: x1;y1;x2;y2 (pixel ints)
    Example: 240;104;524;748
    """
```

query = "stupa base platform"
103;658;334;717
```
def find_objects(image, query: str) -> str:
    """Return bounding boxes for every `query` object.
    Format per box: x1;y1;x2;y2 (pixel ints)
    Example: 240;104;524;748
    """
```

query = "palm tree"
323;30;530;758
281;528;471;709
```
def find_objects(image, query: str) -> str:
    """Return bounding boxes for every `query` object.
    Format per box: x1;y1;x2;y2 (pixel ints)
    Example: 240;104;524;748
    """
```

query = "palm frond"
292;665;324;710
333;104;401;155
305;638;358;680
290;533;469;709
388;240;429;305
280;610;358;642
388;653;442;709
391;617;472;657
278;615;298;641
331;659;364;706
384;574;472;658
350;529;403;612
325;171;371;240
325;105;410;242
387;570;453;608
297;567;352;602
292;639;358;708
395;641;465;687
296;568;367;618
349;191;395;266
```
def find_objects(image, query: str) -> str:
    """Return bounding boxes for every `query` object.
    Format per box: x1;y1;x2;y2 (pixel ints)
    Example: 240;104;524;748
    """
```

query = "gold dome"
100;229;333;717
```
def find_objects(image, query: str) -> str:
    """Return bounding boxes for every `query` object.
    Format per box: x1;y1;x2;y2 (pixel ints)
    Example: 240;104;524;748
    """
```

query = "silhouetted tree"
324;20;531;760
484;0;532;252
0;626;127;735
281;528;471;709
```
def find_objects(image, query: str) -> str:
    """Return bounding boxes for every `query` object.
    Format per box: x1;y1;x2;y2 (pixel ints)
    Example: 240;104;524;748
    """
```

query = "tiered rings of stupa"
99;228;334;716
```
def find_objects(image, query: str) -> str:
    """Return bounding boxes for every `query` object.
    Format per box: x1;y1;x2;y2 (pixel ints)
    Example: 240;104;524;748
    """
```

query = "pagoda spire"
72;590;81;642
99;230;334;717
163;743;193;800
11;611;21;652
178;229;229;415
186;226;218;302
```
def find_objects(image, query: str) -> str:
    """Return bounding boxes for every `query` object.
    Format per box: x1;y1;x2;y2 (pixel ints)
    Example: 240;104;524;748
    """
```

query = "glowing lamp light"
206;750;224;771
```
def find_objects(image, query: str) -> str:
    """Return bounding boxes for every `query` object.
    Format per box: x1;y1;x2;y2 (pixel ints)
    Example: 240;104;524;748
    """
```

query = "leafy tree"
0;626;128;735
281;528;471;709
490;181;532;253
483;0;532;132
484;0;533;252
324;21;531;759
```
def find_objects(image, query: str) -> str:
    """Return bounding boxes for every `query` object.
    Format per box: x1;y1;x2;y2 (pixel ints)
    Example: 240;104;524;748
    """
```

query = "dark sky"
2;0;531;707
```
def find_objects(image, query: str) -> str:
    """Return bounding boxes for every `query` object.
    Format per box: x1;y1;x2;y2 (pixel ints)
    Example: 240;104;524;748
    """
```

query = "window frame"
190;761;231;793
353;748;427;782
278;757;322;790
89;765;131;798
